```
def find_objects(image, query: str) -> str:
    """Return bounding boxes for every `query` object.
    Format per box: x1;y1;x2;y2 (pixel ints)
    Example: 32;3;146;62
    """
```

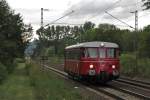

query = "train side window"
80;49;85;58
80;48;88;58
116;49;119;58
66;51;70;59
81;51;85;58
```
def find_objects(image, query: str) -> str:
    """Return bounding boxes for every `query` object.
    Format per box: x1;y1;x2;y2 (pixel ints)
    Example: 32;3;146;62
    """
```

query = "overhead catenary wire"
44;10;74;27
105;11;135;29
87;0;122;21
46;22;83;26
120;1;143;8
87;0;144;26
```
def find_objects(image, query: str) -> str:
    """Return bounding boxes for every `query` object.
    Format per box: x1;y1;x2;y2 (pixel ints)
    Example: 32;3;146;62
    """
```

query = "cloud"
64;0;144;21
64;0;114;18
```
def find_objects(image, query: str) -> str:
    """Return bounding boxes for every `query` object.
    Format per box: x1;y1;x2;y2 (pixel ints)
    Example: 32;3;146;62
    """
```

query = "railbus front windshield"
82;48;118;59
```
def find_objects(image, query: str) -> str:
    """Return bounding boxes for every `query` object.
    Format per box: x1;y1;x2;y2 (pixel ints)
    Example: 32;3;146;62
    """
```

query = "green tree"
83;21;95;31
142;0;150;10
143;25;150;32
0;0;26;73
138;32;150;58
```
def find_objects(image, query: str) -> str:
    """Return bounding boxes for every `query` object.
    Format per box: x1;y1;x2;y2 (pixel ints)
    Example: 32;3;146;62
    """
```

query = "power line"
105;11;135;29
44;10;74;27
120;1;143;8
87;0;144;23
46;22;83;26
114;24;133;27
87;0;122;21
138;12;150;18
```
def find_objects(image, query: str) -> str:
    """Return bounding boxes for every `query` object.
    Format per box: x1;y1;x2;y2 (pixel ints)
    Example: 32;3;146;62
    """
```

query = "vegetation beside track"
0;62;34;100
28;62;82;100
120;54;150;78
0;60;83;100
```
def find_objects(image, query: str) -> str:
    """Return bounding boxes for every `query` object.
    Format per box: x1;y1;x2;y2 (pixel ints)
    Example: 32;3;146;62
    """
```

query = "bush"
120;54;136;76
15;58;25;63
0;62;8;83
120;54;150;78
137;58;150;78
5;60;15;73
25;63;32;76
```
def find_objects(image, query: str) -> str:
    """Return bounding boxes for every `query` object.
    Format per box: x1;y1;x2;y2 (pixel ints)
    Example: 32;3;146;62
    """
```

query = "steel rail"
110;82;150;100
116;78;150;90
120;77;150;85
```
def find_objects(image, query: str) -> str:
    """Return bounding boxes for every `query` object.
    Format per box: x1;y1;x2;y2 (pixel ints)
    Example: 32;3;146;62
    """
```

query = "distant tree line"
32;21;150;59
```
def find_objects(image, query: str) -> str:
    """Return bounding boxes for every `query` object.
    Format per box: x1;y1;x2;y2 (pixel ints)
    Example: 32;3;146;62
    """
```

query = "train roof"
65;41;119;49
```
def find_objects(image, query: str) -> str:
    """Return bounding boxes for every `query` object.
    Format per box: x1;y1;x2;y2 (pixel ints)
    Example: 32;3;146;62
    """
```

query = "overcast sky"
7;0;150;32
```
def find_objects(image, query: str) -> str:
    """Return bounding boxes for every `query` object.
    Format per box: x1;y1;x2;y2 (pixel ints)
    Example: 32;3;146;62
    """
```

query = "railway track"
42;64;150;100
120;77;150;85
118;77;150;89
109;81;150;100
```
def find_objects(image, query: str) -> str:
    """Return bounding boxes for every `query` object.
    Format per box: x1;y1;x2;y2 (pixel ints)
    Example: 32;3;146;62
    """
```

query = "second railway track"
116;77;150;90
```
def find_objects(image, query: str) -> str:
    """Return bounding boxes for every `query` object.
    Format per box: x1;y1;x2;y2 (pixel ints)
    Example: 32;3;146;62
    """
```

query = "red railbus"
64;41;120;82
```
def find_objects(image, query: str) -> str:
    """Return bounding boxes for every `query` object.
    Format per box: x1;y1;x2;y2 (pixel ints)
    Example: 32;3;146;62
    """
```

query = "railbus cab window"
87;48;98;58
107;48;118;58
99;48;106;58
81;48;98;58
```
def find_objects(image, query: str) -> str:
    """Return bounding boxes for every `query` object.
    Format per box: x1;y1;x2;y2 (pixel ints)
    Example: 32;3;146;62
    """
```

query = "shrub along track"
41;63;150;100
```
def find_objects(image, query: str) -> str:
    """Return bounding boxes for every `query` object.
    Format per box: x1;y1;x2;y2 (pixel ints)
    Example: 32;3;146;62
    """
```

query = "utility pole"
131;10;138;73
41;8;44;28
41;8;49;28
131;10;138;32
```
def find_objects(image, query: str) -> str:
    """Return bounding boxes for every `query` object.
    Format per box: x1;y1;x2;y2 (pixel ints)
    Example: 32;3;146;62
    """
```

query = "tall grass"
0;62;34;100
29;63;82;100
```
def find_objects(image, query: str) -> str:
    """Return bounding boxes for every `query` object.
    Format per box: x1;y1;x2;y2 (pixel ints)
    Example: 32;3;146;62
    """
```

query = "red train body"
64;41;120;82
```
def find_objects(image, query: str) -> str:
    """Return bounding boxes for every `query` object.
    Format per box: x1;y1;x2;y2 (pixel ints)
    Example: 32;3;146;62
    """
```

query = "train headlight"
89;64;94;69
112;65;116;69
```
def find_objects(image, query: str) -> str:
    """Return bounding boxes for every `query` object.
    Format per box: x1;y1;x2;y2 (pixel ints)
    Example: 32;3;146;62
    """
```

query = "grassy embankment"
0;59;82;100
28;62;82;100
0;62;34;100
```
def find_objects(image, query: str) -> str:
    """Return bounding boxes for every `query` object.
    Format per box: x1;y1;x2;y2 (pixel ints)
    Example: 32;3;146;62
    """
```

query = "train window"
107;48;115;58
65;49;80;60
99;48;106;58
87;48;98;58
116;50;119;58
81;50;86;58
